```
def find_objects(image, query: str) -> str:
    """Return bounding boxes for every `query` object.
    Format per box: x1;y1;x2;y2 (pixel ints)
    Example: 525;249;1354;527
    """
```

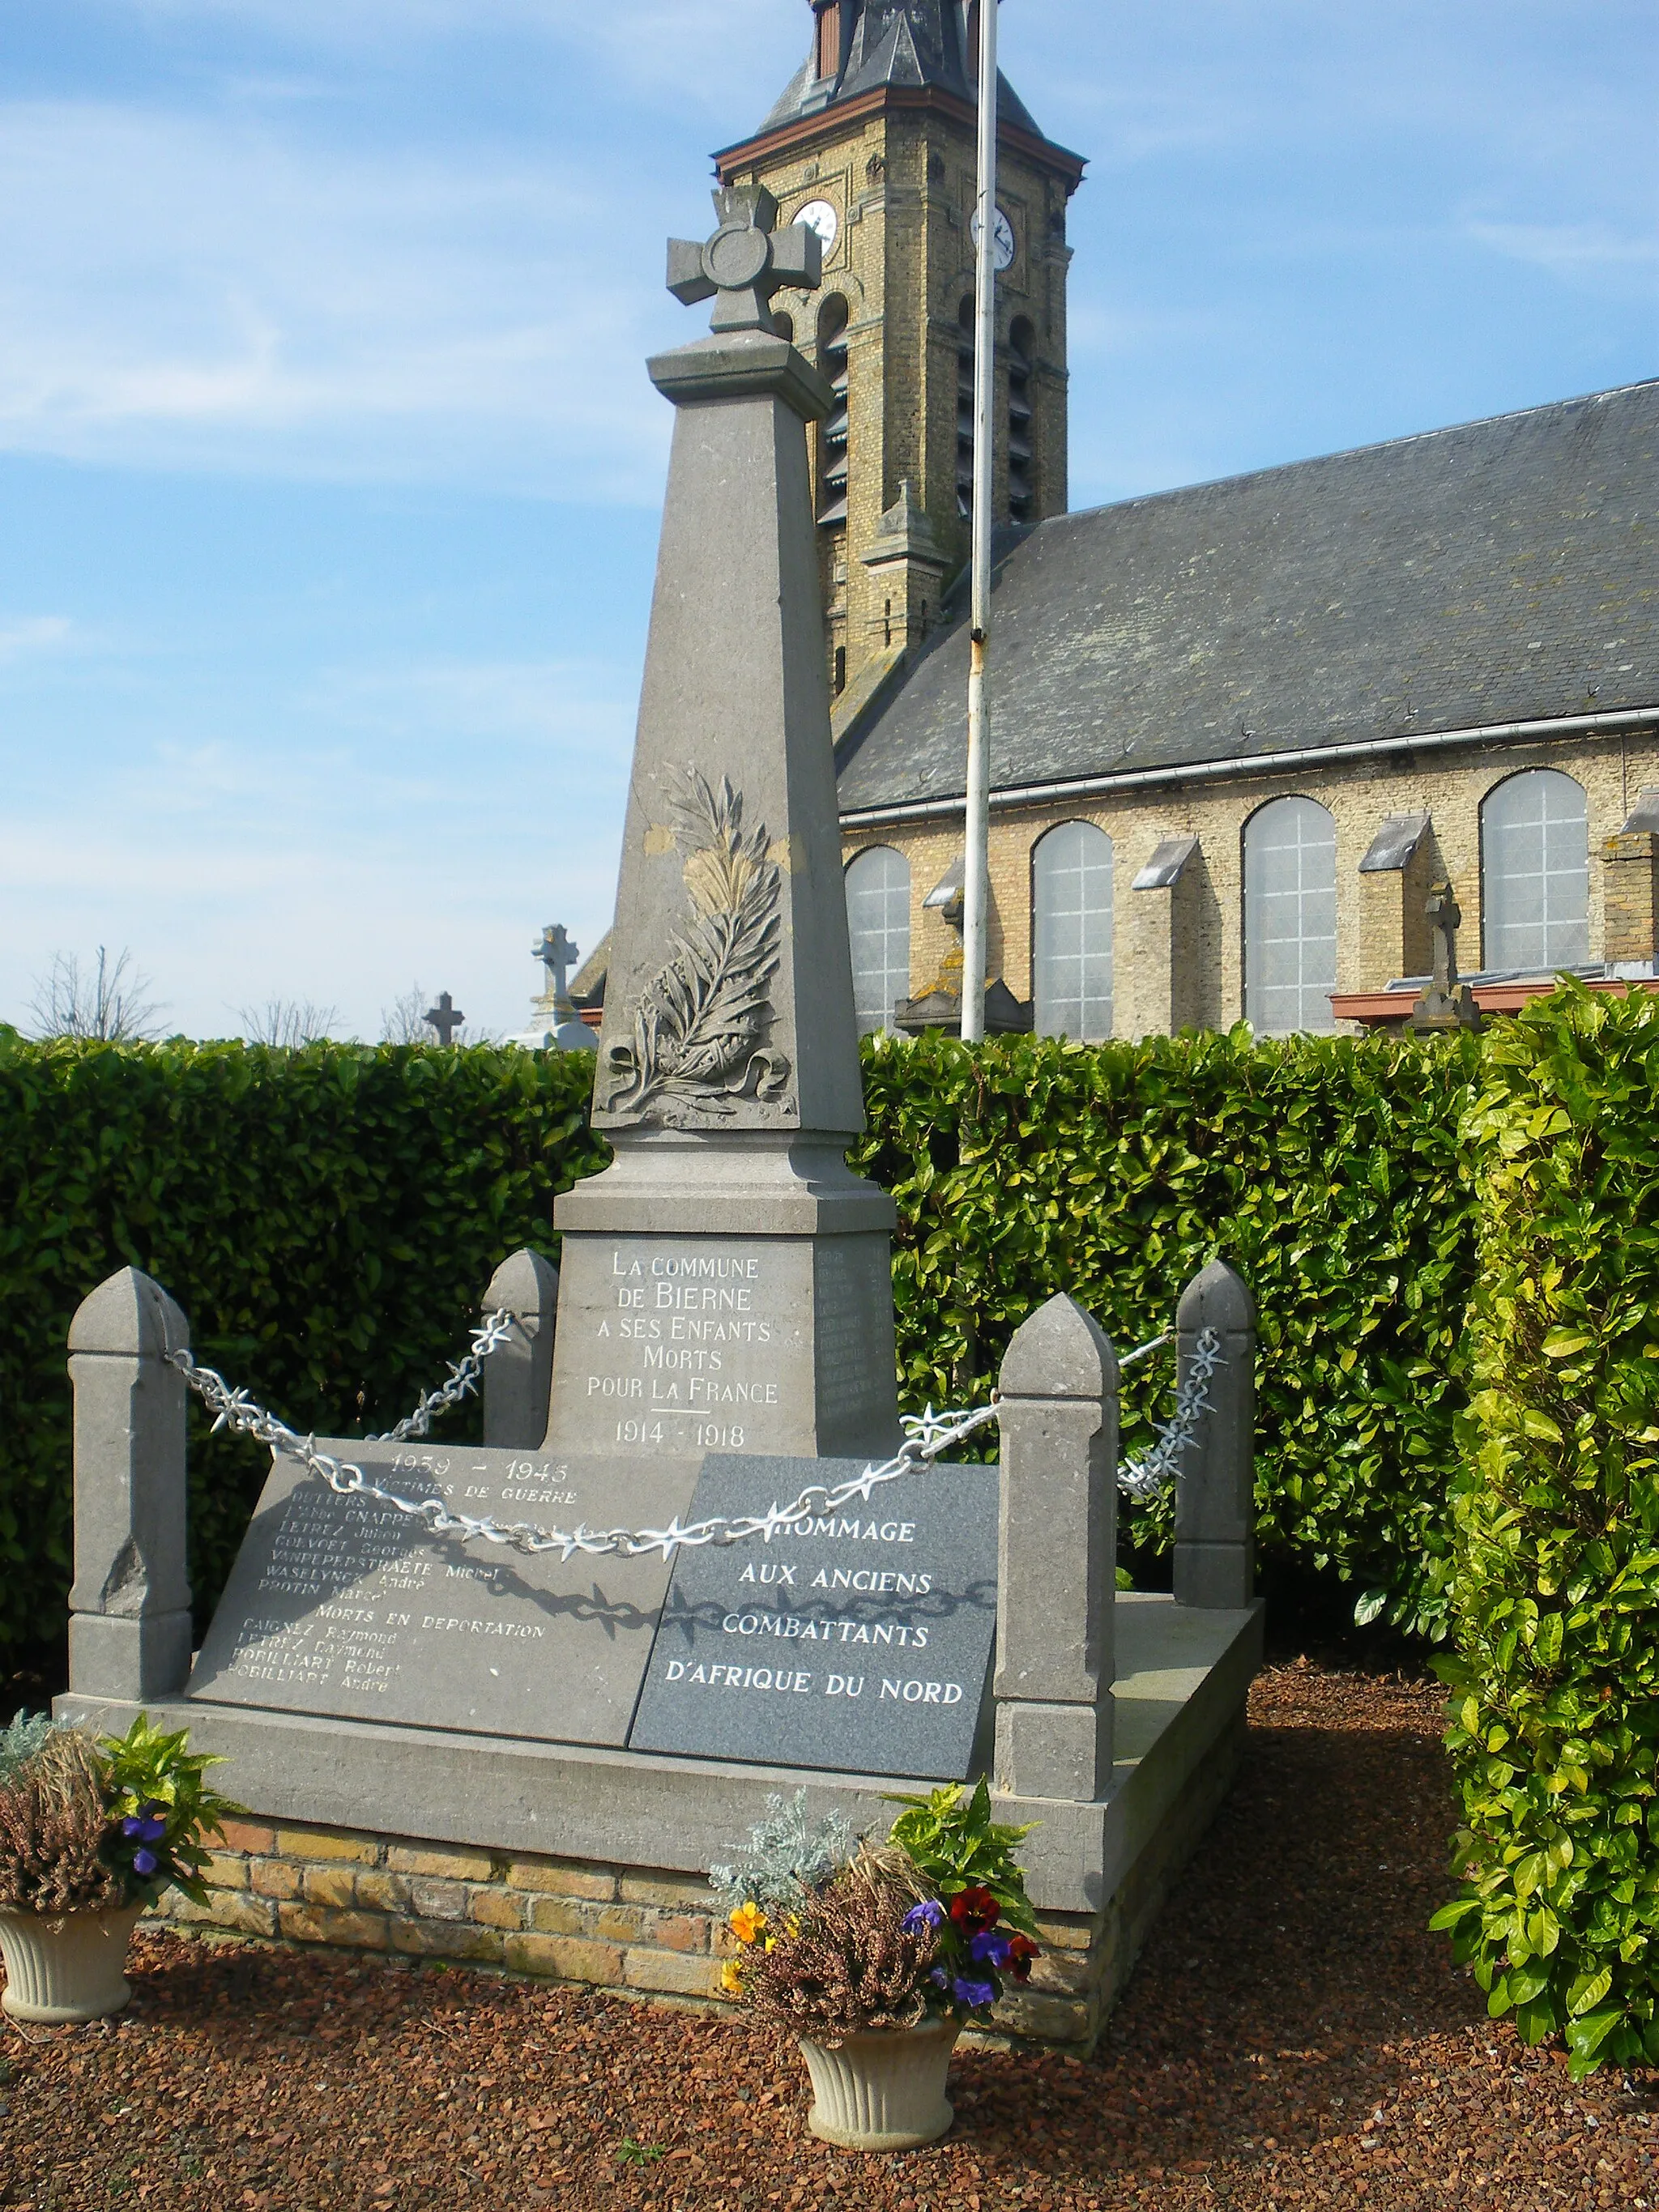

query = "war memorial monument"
56;186;1261;2048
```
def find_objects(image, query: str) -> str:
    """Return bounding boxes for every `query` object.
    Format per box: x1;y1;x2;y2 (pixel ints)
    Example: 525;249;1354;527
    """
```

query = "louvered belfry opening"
956;295;976;521
813;0;844;83
817;295;851;526
1009;316;1035;523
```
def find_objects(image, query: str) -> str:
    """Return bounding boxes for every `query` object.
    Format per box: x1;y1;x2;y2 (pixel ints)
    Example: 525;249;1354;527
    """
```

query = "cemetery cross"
424;991;465;1046
534;925;579;1004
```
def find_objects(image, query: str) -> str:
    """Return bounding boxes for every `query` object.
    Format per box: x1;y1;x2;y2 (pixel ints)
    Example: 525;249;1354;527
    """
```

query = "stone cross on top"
534;925;578;1005
667;186;823;335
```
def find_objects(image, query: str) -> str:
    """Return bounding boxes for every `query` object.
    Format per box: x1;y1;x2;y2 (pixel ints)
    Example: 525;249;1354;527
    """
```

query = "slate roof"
836;380;1659;816
760;1;1043;139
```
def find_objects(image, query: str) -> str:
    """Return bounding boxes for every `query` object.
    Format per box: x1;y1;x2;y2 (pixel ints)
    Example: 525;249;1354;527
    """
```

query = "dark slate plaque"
626;1454;999;1780
188;1441;697;1746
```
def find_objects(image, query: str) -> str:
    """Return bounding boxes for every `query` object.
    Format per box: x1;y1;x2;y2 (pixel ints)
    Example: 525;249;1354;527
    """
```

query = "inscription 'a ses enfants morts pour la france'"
627;1454;999;1780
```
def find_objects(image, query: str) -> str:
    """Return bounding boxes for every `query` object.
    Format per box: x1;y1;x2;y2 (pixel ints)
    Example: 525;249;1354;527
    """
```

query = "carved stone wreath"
603;768;792;1123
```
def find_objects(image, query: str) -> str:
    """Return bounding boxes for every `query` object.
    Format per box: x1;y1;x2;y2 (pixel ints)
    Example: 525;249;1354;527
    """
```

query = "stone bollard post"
481;1249;561;1451
67;1267;194;1700
992;1294;1119;1801
1173;1259;1257;1609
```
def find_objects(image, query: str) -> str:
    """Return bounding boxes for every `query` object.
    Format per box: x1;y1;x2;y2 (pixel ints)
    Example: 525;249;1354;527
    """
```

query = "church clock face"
795;198;839;254
970;205;1016;273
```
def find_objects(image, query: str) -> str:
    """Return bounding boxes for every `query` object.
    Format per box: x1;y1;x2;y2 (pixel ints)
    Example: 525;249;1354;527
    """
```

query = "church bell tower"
714;2;1085;718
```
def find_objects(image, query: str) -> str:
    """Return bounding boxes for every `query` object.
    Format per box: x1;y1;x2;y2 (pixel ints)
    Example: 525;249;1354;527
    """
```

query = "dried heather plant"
746;1845;941;2046
0;1730;123;1917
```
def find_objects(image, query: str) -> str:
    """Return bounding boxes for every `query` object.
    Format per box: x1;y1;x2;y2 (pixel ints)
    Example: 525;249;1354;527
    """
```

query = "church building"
714;1;1659;1042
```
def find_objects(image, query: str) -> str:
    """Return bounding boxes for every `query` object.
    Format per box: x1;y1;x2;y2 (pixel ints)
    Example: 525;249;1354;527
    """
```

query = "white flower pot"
0;1903;145;2024
798;2016;960;2150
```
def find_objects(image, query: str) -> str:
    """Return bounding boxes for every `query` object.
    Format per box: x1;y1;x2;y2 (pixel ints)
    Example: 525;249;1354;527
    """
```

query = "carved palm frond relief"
606;769;790;1120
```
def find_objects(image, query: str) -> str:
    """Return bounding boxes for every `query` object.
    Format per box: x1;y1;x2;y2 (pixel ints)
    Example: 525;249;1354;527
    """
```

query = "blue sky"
2;0;1654;1040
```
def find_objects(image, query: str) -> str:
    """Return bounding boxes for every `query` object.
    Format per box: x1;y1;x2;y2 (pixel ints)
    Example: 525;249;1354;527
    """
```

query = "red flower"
947;1886;1000;1934
1007;1934;1038;1983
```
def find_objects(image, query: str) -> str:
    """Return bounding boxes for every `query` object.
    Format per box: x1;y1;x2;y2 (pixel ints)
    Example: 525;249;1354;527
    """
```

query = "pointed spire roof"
757;1;1043;140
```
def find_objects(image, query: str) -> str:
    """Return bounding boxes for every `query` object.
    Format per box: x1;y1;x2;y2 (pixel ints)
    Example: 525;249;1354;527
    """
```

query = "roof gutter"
838;705;1659;829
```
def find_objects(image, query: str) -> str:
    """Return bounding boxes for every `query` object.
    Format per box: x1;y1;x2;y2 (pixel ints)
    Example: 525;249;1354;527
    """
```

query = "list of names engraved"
189;1442;697;1747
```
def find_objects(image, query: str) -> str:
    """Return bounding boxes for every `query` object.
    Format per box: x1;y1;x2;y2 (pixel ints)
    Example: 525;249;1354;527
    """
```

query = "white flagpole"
961;0;1000;1044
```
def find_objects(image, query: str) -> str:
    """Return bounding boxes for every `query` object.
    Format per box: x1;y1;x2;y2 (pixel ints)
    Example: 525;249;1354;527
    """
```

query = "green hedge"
0;1035;605;1661
864;1025;1483;1635
0;1023;1483;1669
1434;984;1659;2076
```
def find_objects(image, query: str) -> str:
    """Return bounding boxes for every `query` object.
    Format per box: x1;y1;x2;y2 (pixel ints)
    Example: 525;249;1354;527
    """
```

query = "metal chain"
170;1345;1002;1563
1119;1327;1224;1502
366;1308;519;1443
168;1314;1222;1559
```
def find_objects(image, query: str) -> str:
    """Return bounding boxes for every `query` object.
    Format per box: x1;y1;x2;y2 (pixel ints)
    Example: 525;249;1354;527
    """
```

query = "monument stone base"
59;1594;1260;2052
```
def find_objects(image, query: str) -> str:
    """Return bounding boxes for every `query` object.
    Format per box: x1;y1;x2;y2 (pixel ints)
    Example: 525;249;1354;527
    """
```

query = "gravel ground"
2;1661;1655;2211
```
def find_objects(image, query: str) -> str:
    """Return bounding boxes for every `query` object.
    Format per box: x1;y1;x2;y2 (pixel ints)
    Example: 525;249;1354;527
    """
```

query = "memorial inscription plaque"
627;1453;999;1780
189;1442;698;1745
548;1234;898;1462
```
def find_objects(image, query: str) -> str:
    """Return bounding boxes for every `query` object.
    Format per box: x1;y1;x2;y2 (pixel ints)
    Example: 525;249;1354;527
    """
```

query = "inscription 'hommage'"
604;769;792;1124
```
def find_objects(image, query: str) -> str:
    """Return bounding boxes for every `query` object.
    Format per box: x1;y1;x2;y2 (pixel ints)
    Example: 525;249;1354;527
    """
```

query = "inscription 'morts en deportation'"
188;1443;698;1748
627;1455;999;1779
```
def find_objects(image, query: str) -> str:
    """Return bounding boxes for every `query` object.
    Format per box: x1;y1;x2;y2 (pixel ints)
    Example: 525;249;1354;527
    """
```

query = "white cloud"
1464;219;1659;286
0;665;632;1038
0;616;75;663
0;98;681;496
120;0;795;117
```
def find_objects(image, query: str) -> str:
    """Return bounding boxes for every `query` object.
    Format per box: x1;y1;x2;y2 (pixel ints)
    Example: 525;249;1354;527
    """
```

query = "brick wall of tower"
727;112;1077;701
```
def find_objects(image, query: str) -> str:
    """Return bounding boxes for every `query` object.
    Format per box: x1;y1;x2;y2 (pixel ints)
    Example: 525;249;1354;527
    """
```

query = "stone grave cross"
1410;881;1481;1033
534;925;579;1004
667;186;822;335
424;991;465;1046
1428;883;1462;994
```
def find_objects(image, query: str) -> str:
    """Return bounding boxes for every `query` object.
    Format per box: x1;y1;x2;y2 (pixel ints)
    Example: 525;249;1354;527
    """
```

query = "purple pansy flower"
929;1966;949;1988
132;1848;159;1877
902;1900;947;1933
952;1976;996;2011
968;1929;1013;1968
121;1816;147;1839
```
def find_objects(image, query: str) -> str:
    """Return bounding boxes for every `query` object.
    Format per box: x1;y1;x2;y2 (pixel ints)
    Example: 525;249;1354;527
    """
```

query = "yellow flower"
729;1903;767;1945
719;1958;745;1995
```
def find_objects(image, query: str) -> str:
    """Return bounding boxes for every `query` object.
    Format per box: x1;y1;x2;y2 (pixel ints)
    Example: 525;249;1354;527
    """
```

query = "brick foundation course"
147;1715;1244;2053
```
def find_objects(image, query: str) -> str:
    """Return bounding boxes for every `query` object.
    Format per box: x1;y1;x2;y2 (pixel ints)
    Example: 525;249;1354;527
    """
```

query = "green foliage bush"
0;1034;604;1661
0;1022;1484;1670
1434;983;1659;2076
858;1025;1482;1635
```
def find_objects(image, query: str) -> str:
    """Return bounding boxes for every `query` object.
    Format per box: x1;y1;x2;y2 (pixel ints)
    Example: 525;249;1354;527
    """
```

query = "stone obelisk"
545;188;901;1465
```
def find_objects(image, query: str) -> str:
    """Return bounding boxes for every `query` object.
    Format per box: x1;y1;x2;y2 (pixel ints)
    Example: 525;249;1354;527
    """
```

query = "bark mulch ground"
2;1661;1656;2211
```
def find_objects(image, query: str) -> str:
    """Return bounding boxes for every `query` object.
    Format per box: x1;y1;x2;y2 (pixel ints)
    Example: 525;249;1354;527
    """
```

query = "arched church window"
956;296;976;522
817;296;850;526
1481;768;1589;971
1032;821;1113;1040
773;311;795;344
1008;318;1035;524
1243;797;1338;1035
845;846;911;1034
